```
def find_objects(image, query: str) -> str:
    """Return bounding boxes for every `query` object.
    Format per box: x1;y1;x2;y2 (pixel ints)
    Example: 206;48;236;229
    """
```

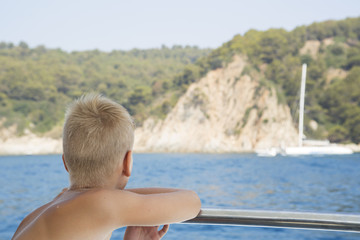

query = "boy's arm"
104;189;201;227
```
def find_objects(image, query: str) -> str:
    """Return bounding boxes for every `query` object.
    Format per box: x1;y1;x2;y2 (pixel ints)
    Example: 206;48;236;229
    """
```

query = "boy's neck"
70;183;118;190
70;175;124;191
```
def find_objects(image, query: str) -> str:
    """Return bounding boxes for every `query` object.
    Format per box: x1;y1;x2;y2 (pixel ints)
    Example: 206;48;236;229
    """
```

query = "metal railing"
185;208;360;233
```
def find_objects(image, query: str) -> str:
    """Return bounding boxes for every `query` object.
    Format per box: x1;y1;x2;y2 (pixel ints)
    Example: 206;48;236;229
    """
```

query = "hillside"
1;17;360;154
168;17;360;145
0;44;211;134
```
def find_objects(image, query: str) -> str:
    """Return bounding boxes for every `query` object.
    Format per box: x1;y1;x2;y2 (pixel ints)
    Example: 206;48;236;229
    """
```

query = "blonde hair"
63;93;134;189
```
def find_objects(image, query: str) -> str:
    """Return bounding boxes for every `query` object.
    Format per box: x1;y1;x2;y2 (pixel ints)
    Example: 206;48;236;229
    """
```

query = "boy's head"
62;93;135;189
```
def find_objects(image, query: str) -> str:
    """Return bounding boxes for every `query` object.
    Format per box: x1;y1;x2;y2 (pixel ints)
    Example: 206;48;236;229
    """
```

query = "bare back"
12;187;201;240
12;189;113;240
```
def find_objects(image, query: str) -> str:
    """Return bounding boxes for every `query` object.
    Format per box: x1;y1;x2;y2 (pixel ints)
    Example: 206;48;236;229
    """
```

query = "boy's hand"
124;225;169;240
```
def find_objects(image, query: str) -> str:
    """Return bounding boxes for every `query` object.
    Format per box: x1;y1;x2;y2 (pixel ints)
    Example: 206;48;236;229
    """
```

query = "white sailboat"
284;64;353;156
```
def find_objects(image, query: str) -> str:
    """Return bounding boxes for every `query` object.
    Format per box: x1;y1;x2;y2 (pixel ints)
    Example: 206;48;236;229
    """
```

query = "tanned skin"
12;151;201;240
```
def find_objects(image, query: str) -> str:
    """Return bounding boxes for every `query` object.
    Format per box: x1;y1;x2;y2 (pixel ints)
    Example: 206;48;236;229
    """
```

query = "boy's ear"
62;154;69;172
122;151;133;177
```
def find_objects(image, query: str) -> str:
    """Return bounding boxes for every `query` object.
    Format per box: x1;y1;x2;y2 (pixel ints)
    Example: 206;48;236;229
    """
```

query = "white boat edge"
284;145;353;156
256;145;354;157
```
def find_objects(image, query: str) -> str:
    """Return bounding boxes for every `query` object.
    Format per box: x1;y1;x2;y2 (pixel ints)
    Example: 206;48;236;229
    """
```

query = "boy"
12;93;201;240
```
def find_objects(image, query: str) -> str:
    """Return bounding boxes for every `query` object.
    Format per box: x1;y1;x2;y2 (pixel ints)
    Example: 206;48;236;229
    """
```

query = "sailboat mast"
298;63;307;147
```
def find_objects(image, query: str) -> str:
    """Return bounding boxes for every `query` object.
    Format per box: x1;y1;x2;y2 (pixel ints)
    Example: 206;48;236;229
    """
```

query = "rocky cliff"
134;55;299;152
0;123;62;155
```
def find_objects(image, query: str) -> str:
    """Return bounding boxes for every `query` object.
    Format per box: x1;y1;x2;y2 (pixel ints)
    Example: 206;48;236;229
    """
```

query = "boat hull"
284;146;353;156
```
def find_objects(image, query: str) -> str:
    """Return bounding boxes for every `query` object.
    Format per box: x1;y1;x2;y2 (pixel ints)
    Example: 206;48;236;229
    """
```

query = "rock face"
134;55;298;152
0;126;62;155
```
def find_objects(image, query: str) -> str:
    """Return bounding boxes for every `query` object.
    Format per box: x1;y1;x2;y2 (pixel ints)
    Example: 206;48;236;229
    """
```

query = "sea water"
1;153;359;240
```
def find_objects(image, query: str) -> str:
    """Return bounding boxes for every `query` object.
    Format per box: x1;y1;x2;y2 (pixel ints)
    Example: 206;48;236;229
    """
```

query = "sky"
1;0;359;52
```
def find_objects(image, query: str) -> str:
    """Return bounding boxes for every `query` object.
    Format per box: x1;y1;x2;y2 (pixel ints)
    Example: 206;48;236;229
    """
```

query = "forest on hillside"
173;17;360;144
0;17;360;144
0;45;211;133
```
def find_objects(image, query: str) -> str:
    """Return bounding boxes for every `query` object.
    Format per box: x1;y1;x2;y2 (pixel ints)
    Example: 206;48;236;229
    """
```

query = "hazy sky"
1;0;359;51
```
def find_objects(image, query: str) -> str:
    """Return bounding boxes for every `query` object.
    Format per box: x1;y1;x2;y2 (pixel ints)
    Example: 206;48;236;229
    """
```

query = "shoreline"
0;136;359;156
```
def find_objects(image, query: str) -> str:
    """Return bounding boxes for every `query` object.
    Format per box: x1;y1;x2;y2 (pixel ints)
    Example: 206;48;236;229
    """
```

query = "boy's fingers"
158;224;169;237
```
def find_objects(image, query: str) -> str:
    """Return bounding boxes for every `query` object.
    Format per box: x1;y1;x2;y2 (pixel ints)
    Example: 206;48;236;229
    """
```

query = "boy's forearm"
124;187;183;195
118;189;201;226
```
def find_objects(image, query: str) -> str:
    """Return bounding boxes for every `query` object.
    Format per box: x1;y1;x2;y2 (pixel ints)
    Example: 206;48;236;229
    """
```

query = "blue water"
1;153;359;240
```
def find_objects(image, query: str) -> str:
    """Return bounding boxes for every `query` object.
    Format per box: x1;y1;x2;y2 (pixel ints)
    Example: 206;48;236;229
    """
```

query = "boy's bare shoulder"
47;189;131;225
77;188;134;209
12;189;127;240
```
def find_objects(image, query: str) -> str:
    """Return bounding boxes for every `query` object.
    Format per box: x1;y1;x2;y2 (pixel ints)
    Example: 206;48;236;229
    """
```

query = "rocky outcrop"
0;123;62;155
299;40;321;59
134;55;298;152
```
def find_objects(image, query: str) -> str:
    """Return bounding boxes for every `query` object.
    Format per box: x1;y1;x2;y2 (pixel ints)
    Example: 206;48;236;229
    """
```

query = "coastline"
0;134;63;156
0;135;359;156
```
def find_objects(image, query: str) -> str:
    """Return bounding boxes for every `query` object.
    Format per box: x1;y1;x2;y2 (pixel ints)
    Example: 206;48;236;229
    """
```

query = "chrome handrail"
184;208;360;233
